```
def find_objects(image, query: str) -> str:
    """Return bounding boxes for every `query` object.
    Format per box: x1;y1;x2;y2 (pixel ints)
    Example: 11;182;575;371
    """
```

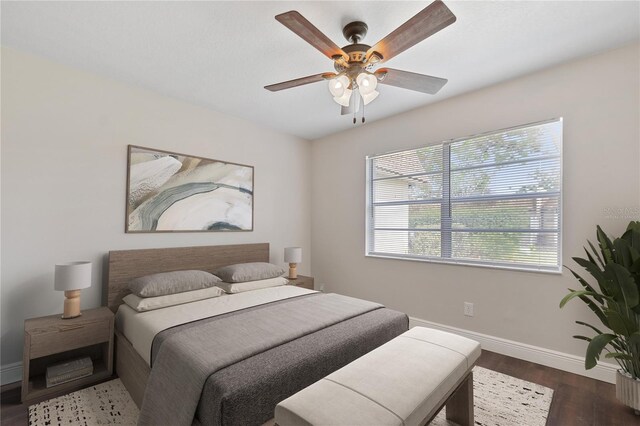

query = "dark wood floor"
1;351;637;425
477;351;638;426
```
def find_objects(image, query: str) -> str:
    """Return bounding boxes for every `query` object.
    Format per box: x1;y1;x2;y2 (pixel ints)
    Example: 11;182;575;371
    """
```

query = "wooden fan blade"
367;0;456;63
276;11;348;60
376;68;447;94
265;73;335;92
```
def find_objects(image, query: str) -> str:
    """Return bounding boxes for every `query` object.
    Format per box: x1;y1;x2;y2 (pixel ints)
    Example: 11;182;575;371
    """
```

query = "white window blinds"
366;119;562;272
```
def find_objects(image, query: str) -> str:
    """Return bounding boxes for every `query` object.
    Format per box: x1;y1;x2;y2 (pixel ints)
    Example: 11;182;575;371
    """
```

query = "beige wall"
311;43;640;359
0;47;312;369
2;42;638;379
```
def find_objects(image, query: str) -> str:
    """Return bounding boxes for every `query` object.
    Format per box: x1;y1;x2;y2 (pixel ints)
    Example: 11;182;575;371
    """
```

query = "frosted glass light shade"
55;261;92;291
328;75;350;97
361;90;379;105
333;89;353;107
356;72;378;95
284;247;302;263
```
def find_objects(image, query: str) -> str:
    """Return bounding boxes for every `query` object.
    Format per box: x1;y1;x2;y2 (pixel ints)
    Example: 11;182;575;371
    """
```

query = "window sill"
365;252;562;275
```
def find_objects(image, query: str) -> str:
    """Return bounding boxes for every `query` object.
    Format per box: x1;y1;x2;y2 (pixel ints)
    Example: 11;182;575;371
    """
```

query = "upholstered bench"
275;327;481;426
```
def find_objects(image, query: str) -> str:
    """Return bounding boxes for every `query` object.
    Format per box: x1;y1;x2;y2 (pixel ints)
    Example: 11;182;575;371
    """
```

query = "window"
366;119;562;273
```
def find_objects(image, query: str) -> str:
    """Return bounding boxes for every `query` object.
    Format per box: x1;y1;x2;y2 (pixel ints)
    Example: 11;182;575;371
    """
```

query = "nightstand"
21;306;114;403
289;275;314;290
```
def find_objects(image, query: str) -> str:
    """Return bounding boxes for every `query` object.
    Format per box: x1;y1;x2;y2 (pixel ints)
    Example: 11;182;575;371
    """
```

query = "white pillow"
123;286;225;312
216;276;288;294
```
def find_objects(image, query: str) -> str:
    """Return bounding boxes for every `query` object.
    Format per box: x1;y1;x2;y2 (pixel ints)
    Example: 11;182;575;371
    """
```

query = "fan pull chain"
362;102;366;123
353;109;356;124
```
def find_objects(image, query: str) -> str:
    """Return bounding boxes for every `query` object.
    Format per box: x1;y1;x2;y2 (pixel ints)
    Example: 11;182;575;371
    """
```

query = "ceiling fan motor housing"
342;21;368;44
343;43;371;63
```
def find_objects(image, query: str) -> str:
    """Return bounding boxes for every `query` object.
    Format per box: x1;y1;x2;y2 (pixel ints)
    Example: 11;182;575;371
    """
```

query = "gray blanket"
138;293;386;425
197;307;408;426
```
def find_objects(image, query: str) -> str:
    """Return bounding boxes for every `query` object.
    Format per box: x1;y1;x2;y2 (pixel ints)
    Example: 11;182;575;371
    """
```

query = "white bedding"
115;285;317;365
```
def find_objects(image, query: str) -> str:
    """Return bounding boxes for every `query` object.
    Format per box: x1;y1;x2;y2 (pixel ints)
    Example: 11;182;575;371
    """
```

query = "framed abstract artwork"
126;145;254;233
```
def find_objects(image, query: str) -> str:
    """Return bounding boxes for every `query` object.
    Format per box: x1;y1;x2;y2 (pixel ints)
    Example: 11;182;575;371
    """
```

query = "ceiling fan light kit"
265;0;456;124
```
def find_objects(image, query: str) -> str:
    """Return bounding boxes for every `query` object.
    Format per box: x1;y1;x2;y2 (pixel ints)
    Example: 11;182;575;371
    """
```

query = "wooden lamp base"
62;290;82;319
288;263;298;280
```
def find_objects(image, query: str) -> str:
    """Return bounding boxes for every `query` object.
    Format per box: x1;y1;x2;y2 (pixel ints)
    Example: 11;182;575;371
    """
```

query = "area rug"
431;367;553;426
28;379;138;425
29;367;553;426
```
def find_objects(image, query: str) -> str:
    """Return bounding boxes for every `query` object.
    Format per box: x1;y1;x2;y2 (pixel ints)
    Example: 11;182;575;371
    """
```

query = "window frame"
365;118;563;274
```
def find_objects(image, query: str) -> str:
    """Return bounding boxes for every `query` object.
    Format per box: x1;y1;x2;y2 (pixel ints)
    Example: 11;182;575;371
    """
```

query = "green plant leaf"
604;309;633;336
587;240;605;268
627;334;640;372
560;290;605;308
575;320;604;335
585;334;617;369
614;238;633;267
628;332;640;347
573;331;625;353
602;264;623;302
627;333;640;364
625;221;640;248
567;223;640;376
584;246;598;266
574;321;625;352
576;295;609;328
567;267;606;302
597;225;615;264
604;352;635;361
573;257;607;290
628;246;640;265
609;263;639;308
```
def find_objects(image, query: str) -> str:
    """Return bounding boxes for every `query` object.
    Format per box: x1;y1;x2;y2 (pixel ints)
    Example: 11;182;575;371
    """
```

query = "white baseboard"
1;361;22;386
2;319;618;386
409;316;618;384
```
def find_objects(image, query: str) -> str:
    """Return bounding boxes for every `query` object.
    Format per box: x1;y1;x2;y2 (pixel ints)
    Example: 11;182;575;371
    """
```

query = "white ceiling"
2;1;639;140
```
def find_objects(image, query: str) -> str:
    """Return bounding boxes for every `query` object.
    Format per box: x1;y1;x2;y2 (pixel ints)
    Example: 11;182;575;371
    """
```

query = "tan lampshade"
284;247;302;263
54;261;92;291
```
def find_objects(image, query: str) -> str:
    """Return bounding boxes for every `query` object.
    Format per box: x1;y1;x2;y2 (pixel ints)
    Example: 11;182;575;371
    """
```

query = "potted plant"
560;221;640;414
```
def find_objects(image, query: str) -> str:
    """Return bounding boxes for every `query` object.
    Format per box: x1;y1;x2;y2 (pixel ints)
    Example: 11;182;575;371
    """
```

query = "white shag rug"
28;380;138;425
29;367;553;426
431;367;553;426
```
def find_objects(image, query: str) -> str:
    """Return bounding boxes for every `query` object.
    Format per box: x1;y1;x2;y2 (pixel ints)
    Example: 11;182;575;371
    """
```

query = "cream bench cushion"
275;327;481;426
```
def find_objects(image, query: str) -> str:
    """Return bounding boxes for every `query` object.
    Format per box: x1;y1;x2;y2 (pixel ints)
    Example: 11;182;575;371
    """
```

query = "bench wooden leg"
445;371;474;426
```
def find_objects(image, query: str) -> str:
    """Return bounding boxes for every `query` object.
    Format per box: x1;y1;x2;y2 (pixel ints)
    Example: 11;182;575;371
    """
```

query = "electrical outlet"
319;283;326;292
464;302;474;317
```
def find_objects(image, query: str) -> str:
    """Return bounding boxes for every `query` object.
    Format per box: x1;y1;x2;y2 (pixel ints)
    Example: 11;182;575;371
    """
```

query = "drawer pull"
58;324;84;332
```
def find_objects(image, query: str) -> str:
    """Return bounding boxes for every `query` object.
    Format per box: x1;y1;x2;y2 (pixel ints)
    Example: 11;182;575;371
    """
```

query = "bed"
107;243;408;426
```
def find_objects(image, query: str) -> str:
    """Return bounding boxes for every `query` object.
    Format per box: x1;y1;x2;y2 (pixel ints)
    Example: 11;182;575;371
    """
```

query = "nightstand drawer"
290;275;314;290
29;319;111;359
22;307;114;403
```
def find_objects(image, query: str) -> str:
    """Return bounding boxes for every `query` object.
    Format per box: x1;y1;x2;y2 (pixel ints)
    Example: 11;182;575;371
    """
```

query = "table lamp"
284;247;302;280
55;261;92;319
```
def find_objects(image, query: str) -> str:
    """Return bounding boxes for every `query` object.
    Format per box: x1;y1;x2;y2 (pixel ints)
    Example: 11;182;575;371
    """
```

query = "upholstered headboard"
106;243;269;312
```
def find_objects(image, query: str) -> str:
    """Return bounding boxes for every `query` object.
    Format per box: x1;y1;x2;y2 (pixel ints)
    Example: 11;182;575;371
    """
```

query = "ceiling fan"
265;0;456;123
